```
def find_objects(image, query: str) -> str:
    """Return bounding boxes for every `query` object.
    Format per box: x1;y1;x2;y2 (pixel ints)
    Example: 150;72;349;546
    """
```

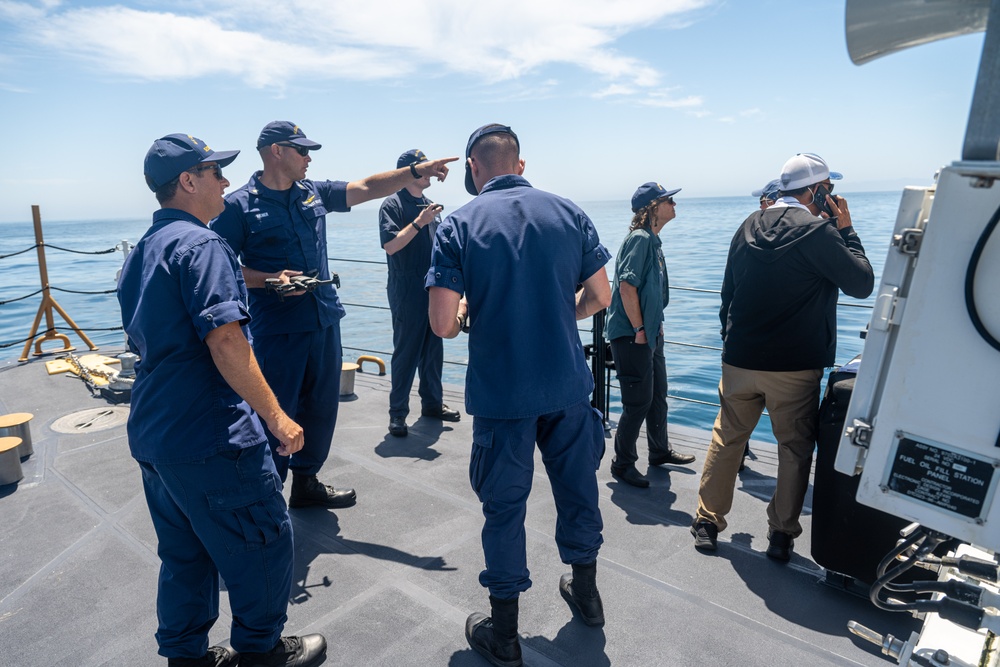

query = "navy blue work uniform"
426;175;609;599
117;209;292;659
379;189;443;418
213;173;349;480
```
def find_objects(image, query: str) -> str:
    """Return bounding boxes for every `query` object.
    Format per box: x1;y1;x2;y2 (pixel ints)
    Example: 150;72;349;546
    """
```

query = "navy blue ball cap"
397;149;428;169
144;134;239;192
631;182;681;212
752;178;782;200
464;123;519;195
256;121;323;150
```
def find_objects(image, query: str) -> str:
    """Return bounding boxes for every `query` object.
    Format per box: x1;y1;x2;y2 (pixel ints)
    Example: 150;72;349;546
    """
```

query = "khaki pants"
695;363;822;537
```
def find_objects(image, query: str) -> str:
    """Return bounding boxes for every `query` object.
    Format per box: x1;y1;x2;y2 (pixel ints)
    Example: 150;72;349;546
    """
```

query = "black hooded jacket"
720;205;874;371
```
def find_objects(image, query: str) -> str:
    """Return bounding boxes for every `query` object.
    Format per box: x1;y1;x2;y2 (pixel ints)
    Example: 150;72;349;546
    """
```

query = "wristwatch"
632;325;645;334
410;163;421;179
411;219;422;230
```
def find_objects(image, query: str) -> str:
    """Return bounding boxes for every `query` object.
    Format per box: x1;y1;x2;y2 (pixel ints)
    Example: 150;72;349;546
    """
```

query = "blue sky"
0;0;987;223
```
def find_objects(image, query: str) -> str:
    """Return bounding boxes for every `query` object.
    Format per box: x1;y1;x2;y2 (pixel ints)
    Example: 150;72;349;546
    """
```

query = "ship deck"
0;350;918;666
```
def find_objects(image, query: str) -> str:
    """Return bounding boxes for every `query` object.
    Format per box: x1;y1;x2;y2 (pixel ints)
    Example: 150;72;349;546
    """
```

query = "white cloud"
638;93;703;108
593;84;638;98
0;81;31;93
1;0;713;94
29;7;402;86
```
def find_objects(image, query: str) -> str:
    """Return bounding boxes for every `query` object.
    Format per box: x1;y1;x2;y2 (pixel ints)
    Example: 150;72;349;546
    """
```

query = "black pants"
609;333;669;469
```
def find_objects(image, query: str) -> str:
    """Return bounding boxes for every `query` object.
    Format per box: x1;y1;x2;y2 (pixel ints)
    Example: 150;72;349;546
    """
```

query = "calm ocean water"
0;191;901;443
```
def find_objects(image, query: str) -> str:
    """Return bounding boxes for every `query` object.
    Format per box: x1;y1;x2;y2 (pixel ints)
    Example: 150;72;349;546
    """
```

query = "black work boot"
288;473;356;509
238;634;326;667
559;561;605;627
168;646;238;667
465;595;522;667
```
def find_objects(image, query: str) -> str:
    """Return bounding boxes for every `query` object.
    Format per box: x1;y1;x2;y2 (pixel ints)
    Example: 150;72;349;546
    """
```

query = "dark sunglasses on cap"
277;143;310;157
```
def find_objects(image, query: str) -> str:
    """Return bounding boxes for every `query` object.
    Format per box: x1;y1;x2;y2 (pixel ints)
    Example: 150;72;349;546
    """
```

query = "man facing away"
691;153;874;562
213;121;456;510
753;178;782;210
738;176;783;472
379;148;461;438
428;124;612;667
119;134;326;667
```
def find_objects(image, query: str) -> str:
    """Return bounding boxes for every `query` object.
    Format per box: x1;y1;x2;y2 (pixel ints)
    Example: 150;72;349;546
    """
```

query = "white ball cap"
779;153;841;191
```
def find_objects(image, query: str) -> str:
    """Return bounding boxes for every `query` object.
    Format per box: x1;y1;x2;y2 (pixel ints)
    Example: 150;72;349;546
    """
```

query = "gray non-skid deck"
0;350;917;666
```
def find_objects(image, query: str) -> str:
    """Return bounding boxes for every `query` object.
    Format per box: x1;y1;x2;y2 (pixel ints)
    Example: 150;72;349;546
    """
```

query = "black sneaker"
168;646;238;667
238;635;326;667
388;416;407;437
421;404;461;422
690;520;718;551
766;531;794;562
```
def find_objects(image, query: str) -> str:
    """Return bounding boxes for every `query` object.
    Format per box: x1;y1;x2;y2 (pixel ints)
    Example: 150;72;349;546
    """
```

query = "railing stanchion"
18;205;98;361
590;309;611;432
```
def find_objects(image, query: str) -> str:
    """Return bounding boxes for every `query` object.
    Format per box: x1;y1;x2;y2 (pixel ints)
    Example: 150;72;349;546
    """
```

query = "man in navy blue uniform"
428;124;612;667
379;148;461;437
119;134;326;667
214;121;456;510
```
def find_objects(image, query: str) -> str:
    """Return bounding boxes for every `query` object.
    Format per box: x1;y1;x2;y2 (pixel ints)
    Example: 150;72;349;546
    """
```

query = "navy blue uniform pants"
469;399;605;600
609;333;669;469
387;275;443;418
253;323;342;480
138;442;293;658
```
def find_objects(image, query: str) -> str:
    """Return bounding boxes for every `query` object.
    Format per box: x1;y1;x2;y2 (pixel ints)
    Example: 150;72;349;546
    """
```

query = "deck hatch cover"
50;407;129;434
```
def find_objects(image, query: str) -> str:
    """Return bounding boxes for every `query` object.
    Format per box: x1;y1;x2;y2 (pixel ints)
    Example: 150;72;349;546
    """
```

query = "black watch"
632;325;645;334
410;163;421;179
411;220;422;230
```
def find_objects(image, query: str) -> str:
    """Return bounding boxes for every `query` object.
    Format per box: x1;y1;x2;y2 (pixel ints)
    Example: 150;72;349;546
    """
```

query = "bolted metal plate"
50;407;130;434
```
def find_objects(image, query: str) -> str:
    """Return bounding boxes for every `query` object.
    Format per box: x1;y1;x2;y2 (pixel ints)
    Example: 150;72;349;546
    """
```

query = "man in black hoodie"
690;153;874;561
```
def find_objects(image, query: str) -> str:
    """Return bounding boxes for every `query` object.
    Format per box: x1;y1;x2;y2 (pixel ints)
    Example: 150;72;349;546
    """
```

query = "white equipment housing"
834;164;1000;550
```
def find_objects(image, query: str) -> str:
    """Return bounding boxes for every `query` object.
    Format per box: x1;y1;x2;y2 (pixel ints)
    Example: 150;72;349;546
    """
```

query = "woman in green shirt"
606;183;696;488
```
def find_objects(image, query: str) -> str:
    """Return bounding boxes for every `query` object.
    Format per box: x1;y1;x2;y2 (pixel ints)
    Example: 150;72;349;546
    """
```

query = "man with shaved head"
428;124;612;667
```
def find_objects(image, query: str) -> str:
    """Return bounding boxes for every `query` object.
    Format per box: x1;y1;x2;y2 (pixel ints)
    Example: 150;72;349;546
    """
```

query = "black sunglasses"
189;164;224;180
277;143;310;157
